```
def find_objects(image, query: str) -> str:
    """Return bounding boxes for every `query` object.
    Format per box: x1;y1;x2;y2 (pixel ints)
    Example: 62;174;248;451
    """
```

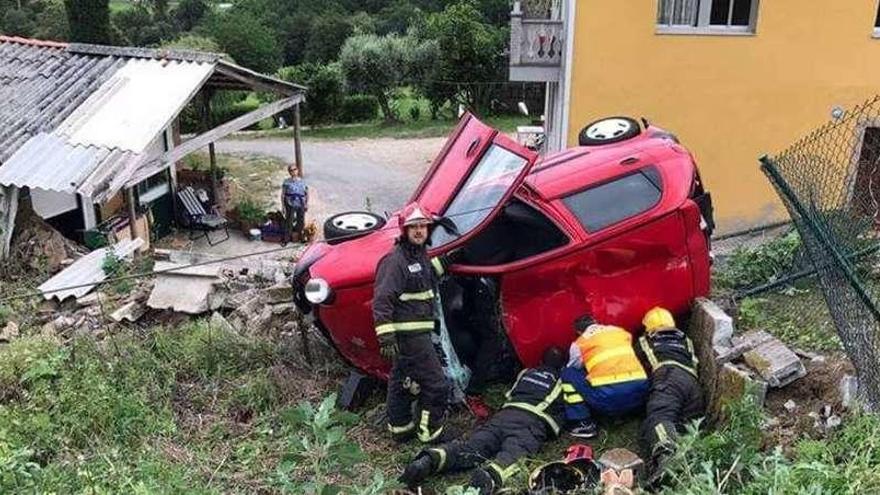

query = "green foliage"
735;292;840;352
173;0;208;31
276;63;345;124
339;94;380;123
716;231;802;290
64;0;110;43
303;13;354;63
236;197;267;226
339;33;439;121
207;10;282;73
0;304;9;326
161;33;221;54
409;103;422;122
416;1;507;112
101;251;134;295
273;394;394;494
111;4;176;46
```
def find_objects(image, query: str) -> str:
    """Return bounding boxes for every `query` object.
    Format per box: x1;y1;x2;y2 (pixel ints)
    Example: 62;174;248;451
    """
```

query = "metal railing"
510;0;564;74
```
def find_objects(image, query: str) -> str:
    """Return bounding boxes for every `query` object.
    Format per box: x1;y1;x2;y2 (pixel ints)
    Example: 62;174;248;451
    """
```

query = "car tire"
578;116;641;146
323;211;386;244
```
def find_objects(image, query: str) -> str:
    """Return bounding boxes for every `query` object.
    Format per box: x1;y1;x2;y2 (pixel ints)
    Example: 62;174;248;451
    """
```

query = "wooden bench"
177;186;229;246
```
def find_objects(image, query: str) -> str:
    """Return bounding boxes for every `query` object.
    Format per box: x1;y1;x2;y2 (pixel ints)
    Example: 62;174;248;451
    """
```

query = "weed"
0;304;10;325
716;231;802;290
101;251;135;295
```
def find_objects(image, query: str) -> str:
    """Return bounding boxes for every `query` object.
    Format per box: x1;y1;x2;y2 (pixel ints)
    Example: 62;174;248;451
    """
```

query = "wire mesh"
751;95;880;409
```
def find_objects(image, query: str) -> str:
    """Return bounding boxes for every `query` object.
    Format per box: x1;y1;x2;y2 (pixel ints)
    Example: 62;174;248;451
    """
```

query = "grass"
237;114;532;141
182;152;288;212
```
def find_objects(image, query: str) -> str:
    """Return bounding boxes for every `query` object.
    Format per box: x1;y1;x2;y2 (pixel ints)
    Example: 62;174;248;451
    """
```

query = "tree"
417;1;506;112
276;62;345;124
339;33;437;122
303;13;353;64
161;34;224;56
173;0;208;32
34;0;70;40
207;11;282;73
64;0;110;43
2;9;35;37
111;5;173;46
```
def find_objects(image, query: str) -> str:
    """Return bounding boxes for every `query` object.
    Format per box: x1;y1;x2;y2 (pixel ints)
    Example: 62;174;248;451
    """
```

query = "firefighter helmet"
642;307;675;334
398;202;434;233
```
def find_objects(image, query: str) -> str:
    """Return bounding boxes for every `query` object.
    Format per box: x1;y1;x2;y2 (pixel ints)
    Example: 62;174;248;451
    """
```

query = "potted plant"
235;197;266;234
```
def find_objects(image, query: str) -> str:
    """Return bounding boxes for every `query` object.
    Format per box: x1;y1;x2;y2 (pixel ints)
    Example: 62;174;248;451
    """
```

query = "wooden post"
201;90;219;201
293;102;303;175
125;187;138;241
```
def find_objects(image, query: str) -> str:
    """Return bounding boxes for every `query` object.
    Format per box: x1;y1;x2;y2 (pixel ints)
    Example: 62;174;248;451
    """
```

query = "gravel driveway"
215;137;445;227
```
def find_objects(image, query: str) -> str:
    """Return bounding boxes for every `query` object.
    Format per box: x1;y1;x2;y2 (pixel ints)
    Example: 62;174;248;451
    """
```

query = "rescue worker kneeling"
562;317;649;438
634;307;704;484
399;347;567;494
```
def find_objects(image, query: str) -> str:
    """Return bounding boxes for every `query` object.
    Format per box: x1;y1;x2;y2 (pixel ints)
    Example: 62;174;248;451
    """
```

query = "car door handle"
466;138;482;157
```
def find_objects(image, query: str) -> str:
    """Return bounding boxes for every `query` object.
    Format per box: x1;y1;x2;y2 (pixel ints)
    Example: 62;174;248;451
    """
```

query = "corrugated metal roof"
58;59;214;152
38;237;144;301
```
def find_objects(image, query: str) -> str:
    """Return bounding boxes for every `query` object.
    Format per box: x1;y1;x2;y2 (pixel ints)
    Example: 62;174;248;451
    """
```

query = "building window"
562;169;662;233
874;2;880;37
657;0;759;34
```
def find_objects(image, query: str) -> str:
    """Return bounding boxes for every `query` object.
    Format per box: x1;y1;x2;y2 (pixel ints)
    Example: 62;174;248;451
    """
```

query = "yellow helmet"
642;307;675;333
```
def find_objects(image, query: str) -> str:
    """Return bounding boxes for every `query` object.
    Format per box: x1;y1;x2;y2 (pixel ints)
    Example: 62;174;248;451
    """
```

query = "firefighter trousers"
427;408;548;485
639;366;704;460
387;332;449;443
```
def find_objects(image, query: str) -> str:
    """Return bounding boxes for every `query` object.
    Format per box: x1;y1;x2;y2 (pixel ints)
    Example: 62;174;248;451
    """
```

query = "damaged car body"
293;114;714;391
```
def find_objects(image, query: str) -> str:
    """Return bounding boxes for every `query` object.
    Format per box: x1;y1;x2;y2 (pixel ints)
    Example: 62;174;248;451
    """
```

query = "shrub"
715;231;802;290
409;104;421;122
276;63;345;125
339;95;379;123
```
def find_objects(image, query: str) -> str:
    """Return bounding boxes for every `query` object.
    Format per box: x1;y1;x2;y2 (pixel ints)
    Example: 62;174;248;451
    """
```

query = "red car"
293;114;714;383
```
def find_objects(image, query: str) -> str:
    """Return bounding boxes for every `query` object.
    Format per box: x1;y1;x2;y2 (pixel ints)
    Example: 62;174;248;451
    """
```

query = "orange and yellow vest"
576;326;647;387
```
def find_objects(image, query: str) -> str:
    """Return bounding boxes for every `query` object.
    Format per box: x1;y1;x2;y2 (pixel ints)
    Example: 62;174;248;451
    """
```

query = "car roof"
524;129;695;201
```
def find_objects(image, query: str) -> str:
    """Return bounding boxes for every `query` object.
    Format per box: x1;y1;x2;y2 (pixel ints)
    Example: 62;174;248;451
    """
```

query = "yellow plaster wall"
567;0;880;231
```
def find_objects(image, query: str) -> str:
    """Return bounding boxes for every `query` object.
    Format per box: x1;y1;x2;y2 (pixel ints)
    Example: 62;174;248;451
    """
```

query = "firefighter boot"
469;467;500;495
399;452;437;488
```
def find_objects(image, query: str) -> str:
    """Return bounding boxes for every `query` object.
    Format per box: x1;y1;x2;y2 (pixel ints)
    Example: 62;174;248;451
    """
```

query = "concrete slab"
742;332;806;388
110;301;147;323
715;362;768;413
147;275;217;314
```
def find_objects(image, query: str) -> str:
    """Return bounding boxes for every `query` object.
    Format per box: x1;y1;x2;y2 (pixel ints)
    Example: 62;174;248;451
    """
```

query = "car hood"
304;222;399;289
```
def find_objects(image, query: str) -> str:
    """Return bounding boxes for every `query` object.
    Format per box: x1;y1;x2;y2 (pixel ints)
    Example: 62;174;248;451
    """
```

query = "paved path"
215;137;444;227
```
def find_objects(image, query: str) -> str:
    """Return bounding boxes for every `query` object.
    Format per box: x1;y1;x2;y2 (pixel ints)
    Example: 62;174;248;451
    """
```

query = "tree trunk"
376;92;398;123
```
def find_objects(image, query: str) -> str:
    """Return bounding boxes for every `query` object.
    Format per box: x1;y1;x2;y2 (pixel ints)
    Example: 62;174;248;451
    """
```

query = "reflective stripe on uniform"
588;370;647;387
505;368;530;400
399;289;435;301
639;336;697;376
388;421;415;434
375;320;435;335
563;393;584;404
431;257;445;276
585;346;637;370
655;423;670;444
561;383;577;393
428;448;447;471
418;410;444;442
503;402;561;436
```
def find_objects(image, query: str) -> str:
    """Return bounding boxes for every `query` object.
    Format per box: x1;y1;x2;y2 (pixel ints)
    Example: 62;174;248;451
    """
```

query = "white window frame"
656;0;760;36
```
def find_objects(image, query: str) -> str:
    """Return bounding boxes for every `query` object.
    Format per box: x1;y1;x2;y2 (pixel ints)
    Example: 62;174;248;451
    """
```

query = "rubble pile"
4;209;84;275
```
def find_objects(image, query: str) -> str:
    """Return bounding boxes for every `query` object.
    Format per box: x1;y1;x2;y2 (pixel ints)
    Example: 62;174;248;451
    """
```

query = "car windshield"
431;145;528;247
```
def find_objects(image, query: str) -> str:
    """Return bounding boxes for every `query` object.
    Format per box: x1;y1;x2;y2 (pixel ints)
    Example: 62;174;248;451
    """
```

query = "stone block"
263;284;294;305
713;363;768;415
742;333;806;388
840;375;860;410
598;448;643;477
693;297;734;348
110;301;146;323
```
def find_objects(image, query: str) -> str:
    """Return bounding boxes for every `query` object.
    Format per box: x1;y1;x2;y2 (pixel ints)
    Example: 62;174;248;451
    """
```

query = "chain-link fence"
731;95;880;409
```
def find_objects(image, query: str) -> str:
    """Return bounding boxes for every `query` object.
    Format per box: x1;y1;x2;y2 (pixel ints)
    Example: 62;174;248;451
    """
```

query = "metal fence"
743;95;880;409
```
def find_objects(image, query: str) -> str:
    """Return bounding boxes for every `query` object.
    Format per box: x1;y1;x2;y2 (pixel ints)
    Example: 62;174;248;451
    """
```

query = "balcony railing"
509;0;564;82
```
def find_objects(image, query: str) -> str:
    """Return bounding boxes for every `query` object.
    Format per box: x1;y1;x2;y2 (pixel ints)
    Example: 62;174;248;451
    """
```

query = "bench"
177;186;229;246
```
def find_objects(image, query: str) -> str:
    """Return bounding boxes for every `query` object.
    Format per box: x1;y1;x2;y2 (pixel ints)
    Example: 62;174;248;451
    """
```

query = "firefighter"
374;202;454;444
561;317;649;438
634;307;704;486
399;347;568;494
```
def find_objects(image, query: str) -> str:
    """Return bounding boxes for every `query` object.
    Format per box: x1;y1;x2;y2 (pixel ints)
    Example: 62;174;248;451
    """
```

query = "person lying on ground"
633;307;704;488
399;346;568;495
561;317;649;439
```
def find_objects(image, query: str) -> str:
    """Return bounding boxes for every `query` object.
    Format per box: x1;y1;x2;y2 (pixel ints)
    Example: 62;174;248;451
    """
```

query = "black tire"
323;211;386;244
578;116;641;146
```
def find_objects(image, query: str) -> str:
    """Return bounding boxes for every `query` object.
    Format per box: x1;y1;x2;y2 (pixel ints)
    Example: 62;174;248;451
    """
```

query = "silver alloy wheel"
584;118;634;141
332;212;379;231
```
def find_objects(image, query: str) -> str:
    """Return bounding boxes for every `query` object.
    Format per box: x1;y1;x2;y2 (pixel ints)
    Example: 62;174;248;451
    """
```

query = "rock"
826;415;842;429
263;284;294;305
714;362;768;412
274;269;287;285
0;321;19;342
271;303;296;316
76;292;101;307
692;298;735;348
731;329;774;352
110;301;147;323
784;399;797;412
40;321;60;342
210;312;237;334
840;375;860;409
742;331;807;388
763;416;781;428
598;448;644;476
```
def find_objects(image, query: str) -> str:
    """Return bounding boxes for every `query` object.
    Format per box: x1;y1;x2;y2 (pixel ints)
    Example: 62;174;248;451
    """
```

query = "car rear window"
562;169;662;232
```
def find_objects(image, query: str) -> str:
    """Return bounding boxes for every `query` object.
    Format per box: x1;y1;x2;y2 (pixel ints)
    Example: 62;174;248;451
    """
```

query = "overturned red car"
293;114;714;386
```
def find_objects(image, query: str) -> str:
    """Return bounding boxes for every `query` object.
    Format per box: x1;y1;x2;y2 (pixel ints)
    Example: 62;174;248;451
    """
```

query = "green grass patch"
735;287;840;352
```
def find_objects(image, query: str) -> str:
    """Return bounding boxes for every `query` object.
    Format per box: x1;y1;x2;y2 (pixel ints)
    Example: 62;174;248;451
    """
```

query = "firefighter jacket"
573;325;647;387
634;328;699;378
373;239;449;337
501;365;565;436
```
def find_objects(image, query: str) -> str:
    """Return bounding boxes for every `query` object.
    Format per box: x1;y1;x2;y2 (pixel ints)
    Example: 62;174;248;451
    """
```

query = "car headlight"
304;278;332;304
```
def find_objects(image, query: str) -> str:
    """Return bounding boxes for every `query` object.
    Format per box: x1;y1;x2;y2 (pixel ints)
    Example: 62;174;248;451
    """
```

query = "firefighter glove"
378;333;399;360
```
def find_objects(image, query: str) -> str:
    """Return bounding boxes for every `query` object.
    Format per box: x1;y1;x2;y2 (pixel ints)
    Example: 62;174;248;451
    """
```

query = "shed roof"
0;36;304;201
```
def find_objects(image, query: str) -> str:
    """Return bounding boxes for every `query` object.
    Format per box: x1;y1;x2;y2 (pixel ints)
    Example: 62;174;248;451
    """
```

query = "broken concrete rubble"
715;362;768;412
740;330;807;388
111;301;147;323
210;311;237;334
839;375;860;410
598;448;643;478
0;321;19;342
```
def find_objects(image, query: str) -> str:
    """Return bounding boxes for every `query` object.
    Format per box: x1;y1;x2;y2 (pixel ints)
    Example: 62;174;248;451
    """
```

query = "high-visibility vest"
576;326;647;387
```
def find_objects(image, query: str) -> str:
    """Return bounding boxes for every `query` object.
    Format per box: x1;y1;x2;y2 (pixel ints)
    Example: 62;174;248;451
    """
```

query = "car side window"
562;168;662;232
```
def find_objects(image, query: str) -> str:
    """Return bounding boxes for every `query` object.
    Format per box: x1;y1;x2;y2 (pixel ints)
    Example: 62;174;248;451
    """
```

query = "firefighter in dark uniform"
374;202;453;444
633;307;704;485
399;347;568;494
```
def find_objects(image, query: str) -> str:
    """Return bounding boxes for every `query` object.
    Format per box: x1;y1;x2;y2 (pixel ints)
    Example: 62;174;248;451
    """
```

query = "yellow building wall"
567;0;880;231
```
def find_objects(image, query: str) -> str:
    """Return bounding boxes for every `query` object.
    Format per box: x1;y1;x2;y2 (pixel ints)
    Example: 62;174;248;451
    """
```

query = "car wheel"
323;211;386;244
578;116;641;146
